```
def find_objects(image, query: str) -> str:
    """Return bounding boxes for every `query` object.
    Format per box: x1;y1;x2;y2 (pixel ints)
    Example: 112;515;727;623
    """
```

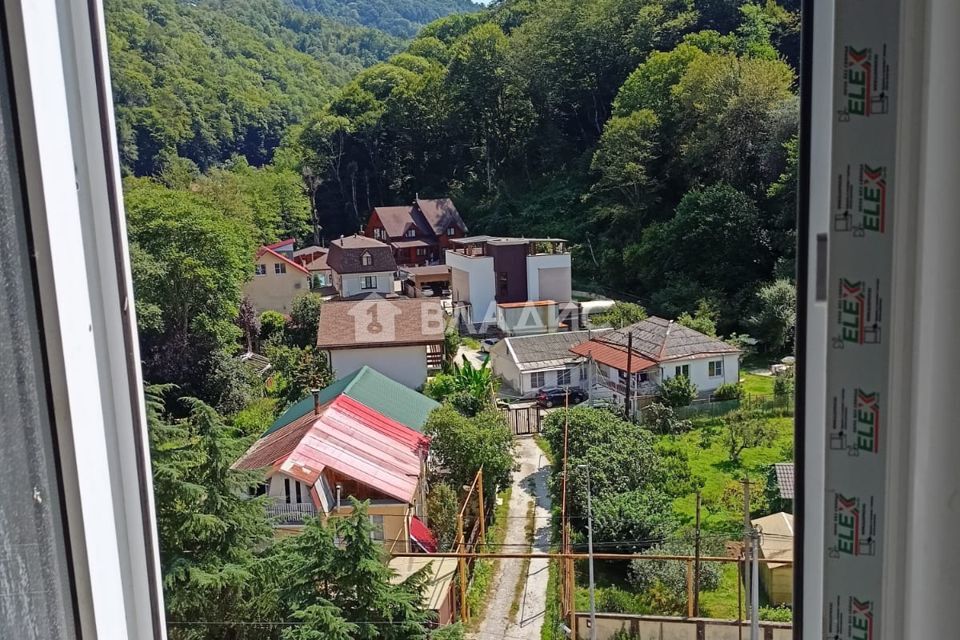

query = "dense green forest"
285;0;482;37
106;0;402;175
283;0;801;330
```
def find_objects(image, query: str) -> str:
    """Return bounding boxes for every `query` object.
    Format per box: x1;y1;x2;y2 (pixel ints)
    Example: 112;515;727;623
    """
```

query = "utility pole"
586;352;595;406
693;490;702;617
624;331;634;419
579;465;597;640
750;527;760;640
741;476;752;610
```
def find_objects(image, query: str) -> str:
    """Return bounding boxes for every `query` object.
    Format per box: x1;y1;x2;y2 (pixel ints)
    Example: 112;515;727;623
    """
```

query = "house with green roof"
264;365;439;437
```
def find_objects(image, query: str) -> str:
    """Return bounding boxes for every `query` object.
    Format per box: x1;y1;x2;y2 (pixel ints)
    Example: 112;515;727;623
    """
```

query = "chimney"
311;388;321;415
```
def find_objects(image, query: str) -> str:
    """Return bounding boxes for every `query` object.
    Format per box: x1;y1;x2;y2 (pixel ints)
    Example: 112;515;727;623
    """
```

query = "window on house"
295;481;302;504
370;515;385;541
275;262;286;274
447;226;456;236
675;364;690;378
416;247;427;256
361;251;372;266
709;360;723;377
255;263;266;276
404;228;416;238
373;228;385;240
284;478;291;504
362;275;377;289
639;372;650;383
498;271;509;296
530;371;545;388
557;369;571;386
579;365;586;381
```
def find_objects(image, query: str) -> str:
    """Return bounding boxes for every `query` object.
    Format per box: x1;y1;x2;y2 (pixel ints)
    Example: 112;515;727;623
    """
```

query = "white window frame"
447;226;456;236
708;359;723;377
4;2;165;637
274;262;286;274
557;369;571;386
361;275;378;290
255;263;266;276
404;228;416;238
373;228;385;240
361;251;372;266
530;371;545;388
675;364;690;378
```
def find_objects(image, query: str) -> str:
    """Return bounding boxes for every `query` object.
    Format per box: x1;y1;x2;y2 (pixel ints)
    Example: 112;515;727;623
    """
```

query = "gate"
501;405;542;436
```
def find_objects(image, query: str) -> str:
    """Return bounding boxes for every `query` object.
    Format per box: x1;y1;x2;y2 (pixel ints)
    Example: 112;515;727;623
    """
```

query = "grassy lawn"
461;336;481;350
699;563;743;619
666;415;793;532
740;371;775;396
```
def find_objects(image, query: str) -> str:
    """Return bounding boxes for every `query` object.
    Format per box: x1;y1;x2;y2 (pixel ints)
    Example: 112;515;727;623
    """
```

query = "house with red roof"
363;197;468;266
233;367;440;553
244;240;311;313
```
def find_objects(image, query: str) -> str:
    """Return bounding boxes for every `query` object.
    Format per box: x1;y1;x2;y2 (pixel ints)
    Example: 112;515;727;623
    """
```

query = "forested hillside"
105;0;400;175
285;0;801;331
285;0;482;37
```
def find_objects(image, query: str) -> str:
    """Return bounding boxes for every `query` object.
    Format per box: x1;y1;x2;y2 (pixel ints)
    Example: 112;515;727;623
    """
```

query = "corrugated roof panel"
569;340;656;373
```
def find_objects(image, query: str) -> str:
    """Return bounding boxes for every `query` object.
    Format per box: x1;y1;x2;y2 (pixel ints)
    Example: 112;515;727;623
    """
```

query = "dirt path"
469;437;553;640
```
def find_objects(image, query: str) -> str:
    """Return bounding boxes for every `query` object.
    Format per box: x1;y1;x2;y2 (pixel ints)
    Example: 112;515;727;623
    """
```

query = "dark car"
536;386;587;408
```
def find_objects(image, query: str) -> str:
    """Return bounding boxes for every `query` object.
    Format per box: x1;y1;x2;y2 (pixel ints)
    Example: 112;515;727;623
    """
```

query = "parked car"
536;386;587;408
480;337;500;353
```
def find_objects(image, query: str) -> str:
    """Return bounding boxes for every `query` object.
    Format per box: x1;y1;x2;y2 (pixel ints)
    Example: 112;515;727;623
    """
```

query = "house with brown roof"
317;297;446;389
327;235;397;298
244;243;311;313
570;316;741;411
232;372;437;553
364;197;468;266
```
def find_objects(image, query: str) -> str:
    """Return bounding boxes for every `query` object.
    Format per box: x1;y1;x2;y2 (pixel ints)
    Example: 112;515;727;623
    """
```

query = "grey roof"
293;245;327;257
451;235;567;246
327;235;397;274
371;198;467;240
774;462;795;500
415;198;467;235
502;329;611;372
599;316;740;362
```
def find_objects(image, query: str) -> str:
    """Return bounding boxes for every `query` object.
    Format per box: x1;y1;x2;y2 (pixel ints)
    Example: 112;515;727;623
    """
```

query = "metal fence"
648;393;795;422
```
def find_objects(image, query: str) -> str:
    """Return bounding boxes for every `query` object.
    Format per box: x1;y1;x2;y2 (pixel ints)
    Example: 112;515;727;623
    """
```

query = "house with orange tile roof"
243;240;311;313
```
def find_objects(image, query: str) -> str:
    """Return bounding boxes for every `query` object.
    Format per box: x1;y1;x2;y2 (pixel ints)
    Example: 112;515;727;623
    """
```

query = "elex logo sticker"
838;44;891;120
833;278;883;347
825;595;875;640
834;165;888;236
829;388;881;455
829;492;877;558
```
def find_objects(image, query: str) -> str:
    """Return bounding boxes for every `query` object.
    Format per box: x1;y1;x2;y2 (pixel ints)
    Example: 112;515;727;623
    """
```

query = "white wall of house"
329;345;428;389
525;253;572;302
267;472;312;505
446;251;496;324
496;303;559;336
334;270;394;298
659;353;741;395
488;341;521;393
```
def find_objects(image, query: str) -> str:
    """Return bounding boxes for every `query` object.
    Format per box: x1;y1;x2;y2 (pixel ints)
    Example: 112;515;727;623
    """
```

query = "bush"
592;489;677;549
659;375;697;407
288;293;323;347
773;368;794;397
759;605;793;622
426;483;459;552
259;310;286;344
424;405;514;498
712;382;743;401
628;540;721;612
447;389;487;417
423;374;457;401
643;402;692;435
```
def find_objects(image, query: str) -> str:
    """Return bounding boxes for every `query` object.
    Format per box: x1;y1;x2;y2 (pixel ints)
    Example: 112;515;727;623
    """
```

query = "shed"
388;556;458;625
752;512;794;606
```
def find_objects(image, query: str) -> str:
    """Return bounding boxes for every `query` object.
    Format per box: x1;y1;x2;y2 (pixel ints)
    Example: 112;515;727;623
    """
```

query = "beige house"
244;245;311;314
752;511;794;606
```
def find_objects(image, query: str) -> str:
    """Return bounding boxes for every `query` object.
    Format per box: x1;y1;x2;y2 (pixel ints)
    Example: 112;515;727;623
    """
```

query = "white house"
570;316;741;411
447;236;572;330
488;329;612;397
327;235;397;298
316;297;446;389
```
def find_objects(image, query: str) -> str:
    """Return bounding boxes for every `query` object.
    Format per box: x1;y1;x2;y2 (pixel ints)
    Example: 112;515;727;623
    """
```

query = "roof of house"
497;329;612;373
294;245;327;257
304;254;330;272
316;297;446;349
266;238;296;252
402;265;451;279
497;300;557;309
263;366;439;437
234;394;428;504
255;245;311;275
751;512;794;568
371;198;467;240
327;235;397;274
392;239;435;249
596;316;740;363
569;339;657;373
388;555;457;612
773;462;795;500
414;197;466;235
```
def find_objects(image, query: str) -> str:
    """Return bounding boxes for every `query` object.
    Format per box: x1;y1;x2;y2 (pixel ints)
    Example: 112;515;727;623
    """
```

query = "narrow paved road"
469;437;553;640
